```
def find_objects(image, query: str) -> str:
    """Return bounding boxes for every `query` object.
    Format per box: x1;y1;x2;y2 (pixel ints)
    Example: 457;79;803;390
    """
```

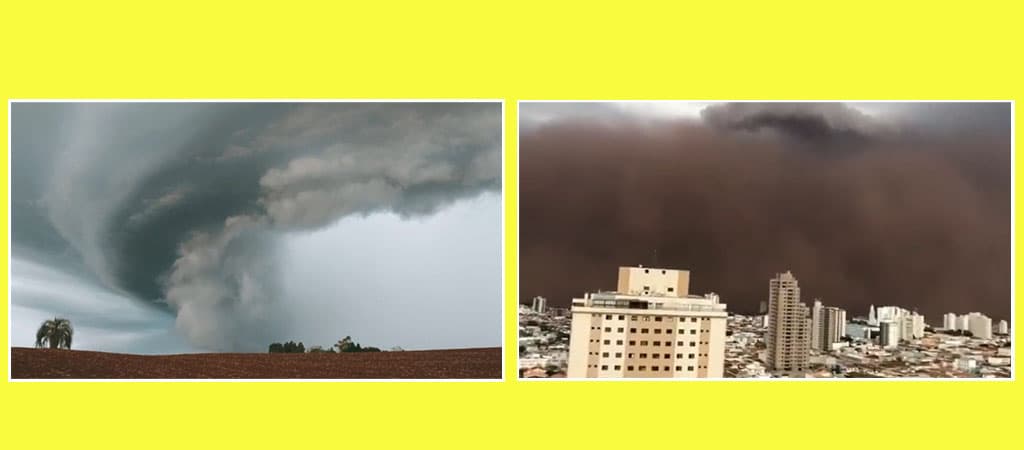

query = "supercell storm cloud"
519;102;1010;323
11;103;501;352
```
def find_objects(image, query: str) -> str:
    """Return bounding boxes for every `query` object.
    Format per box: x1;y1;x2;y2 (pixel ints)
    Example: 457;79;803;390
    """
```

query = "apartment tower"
766;270;810;375
566;266;728;378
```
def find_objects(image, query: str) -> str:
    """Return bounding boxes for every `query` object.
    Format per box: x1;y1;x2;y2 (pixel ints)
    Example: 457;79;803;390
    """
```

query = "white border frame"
515;99;1015;382
7;99;506;383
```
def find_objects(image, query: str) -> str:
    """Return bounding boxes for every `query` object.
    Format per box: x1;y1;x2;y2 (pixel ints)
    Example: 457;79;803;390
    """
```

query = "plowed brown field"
10;347;501;379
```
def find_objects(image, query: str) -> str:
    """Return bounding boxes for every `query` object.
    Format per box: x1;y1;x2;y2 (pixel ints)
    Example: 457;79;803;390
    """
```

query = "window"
654;317;663;322
653;354;660;359
675;366;683;371
644;269;649;274
643;317;651;322
690;342;696;347
654;329;662;334
605;315;612;320
630;316;637;322
664;354;670;359
615;352;622;357
603;340;610;344
602;352;609;357
691;318;697;323
641;329;649;334
665;341;671;346
617;328;624;332
652;366;659;371
616;340;623;345
667;287;675;293
664;366;670;371
639;366;647;371
661;270;666;274
689;354;695;359
678;341;684;346
640;341;648;345
640;353;648;359
667;329;673;334
614;365;621;370
690;330;697;335
604;327;611;332
630;328;637;333
618;315;625;320
653;341;661;347
628;353;634;358
629;341;636;346
627;366;634;371
643;285;650;290
601;365;608;370
687;366;695;371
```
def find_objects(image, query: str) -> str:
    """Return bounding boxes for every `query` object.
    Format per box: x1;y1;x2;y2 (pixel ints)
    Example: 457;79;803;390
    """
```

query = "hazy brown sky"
519;102;1010;323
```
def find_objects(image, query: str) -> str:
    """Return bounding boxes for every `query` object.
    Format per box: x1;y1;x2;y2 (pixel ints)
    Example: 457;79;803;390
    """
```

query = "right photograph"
518;101;1012;380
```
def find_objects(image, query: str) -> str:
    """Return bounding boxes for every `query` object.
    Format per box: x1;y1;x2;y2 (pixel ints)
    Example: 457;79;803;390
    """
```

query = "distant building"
823;307;847;350
957;314;970;331
766;270;810;375
966;312;992;339
566;266;728;378
531;296;547;314
943;312;958;330
998;320;1009;335
868;304;877;325
875;306;923;341
879;321;900;348
811;299;824;351
759;300;768;314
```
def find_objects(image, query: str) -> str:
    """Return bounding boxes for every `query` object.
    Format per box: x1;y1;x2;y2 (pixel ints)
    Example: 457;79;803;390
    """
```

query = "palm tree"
35;318;73;349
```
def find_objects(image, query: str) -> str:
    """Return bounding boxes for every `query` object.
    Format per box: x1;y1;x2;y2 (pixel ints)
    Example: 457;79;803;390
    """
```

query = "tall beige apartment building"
566;266;728;378
766;270;810;375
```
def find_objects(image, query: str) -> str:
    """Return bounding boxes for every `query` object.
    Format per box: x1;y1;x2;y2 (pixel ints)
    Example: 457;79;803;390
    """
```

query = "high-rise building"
759;300;768;314
966;312;992;339
910;313;926;339
998;320;1009;335
943;312;958;330
868;304;877;324
957;314;970;331
875;306;923;341
822;307;847;351
766;270;809;375
879;321;900;348
810;299;823;352
531;296;547;314
566;266;728;378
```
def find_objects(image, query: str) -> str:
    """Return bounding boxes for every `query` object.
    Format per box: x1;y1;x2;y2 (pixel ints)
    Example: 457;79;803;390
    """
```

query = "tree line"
268;336;388;353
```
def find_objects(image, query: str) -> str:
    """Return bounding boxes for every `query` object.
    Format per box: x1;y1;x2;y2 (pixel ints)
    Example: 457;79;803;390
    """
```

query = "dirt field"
10;347;502;379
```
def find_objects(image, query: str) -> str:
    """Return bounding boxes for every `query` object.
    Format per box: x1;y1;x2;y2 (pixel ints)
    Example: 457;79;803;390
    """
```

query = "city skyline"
520;101;1011;323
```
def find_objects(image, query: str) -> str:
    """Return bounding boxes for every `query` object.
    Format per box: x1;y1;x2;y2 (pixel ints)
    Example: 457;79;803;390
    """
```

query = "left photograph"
9;101;504;380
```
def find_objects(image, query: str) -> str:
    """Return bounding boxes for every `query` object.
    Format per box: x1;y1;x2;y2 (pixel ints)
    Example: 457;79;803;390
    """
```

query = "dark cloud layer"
520;103;1010;323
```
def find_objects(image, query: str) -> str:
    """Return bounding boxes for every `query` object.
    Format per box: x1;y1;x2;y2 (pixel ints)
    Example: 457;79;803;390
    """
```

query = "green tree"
36;318;73;349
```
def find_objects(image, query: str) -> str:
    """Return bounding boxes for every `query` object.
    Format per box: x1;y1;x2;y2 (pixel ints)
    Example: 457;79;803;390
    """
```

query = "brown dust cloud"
519;103;1010;322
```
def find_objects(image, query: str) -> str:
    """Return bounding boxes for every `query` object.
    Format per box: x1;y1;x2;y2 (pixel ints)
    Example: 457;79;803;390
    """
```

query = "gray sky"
10;102;502;353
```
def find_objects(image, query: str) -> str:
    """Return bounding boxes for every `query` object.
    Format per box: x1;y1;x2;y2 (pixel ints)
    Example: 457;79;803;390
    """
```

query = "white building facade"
567;266;728;378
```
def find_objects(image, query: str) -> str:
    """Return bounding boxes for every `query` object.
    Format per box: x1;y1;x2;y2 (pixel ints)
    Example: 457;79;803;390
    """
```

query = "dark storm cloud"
700;102;885;149
519;102;1010;323
11;102;501;351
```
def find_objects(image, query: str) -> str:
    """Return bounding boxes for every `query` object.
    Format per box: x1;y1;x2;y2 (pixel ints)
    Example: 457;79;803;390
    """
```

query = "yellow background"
1;1;1020;448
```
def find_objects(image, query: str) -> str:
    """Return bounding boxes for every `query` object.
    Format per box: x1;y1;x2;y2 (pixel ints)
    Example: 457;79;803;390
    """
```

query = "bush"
268;341;306;353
